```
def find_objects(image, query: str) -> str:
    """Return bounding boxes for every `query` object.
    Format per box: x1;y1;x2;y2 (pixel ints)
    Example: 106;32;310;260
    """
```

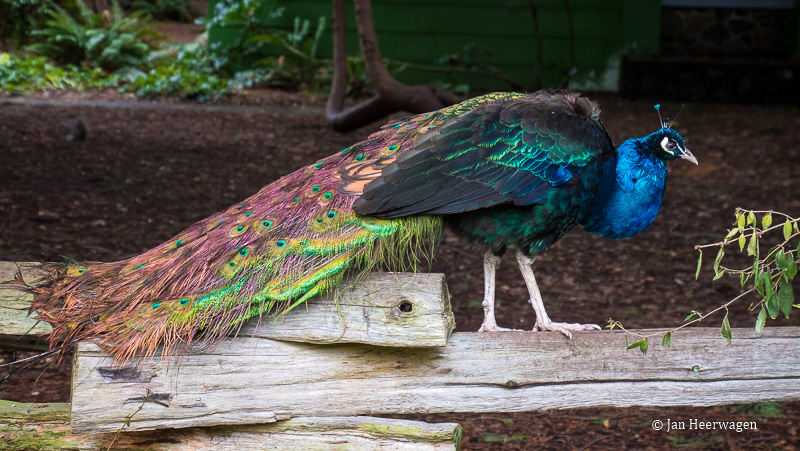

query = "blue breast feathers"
582;137;668;239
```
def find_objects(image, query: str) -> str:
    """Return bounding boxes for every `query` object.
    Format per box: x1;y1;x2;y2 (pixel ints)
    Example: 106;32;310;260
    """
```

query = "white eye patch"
660;136;675;154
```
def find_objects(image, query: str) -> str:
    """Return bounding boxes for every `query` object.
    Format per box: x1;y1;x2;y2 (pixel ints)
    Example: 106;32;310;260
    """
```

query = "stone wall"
660;7;792;57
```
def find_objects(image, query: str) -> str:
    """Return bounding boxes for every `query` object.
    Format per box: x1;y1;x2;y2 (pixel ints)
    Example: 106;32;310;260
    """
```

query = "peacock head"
647;104;697;165
645;127;697;165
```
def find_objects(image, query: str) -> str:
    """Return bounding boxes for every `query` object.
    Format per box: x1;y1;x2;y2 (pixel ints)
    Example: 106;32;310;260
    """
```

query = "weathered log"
0;262;455;348
0;400;461;450
0;262;51;351
5;261;800;436
69;327;800;433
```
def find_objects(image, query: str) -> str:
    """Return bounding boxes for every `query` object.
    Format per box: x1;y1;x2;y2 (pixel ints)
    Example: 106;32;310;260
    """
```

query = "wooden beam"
70;327;800;433
0;400;461;450
241;271;454;347
0;262;455;348
0;262;51;351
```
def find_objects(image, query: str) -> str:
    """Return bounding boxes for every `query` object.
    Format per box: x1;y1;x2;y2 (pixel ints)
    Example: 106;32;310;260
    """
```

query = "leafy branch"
609;209;799;354
106;388;151;450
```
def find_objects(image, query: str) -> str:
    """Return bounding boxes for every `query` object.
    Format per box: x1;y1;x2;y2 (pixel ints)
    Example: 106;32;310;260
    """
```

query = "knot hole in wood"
397;299;414;313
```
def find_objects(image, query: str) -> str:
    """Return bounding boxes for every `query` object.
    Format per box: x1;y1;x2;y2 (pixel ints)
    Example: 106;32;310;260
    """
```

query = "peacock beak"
680;148;698;165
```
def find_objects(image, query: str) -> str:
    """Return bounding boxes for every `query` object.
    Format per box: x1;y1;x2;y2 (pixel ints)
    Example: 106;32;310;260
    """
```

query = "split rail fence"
2;261;799;449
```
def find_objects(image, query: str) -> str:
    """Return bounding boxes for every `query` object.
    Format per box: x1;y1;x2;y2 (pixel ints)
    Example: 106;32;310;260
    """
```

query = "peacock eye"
660;136;677;154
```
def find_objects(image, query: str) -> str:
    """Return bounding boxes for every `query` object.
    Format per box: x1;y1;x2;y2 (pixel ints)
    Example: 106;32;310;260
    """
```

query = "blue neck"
583;136;668;239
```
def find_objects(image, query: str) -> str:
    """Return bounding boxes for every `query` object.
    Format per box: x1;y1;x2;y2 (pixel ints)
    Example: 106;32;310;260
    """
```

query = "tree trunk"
325;0;396;132
326;0;462;132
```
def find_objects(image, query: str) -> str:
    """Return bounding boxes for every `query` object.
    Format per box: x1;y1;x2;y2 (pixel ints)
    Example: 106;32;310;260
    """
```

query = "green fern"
27;0;160;70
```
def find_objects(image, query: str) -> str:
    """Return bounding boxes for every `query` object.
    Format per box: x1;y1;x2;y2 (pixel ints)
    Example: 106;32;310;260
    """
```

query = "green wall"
208;0;661;91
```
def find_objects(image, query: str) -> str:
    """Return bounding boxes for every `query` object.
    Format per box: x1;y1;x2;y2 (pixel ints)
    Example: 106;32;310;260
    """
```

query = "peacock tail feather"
32;92;523;363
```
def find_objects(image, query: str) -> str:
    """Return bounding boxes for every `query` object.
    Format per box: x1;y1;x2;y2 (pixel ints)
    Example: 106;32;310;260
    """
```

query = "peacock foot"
533;320;601;338
478;322;522;332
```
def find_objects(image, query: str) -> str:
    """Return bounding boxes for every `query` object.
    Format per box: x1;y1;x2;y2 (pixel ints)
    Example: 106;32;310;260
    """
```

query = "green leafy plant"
733;401;784;417
204;0;285;73
0;0;58;49
0;52;116;94
697;209;798;328
251;15;327;91
121;44;229;100
609;209;799;354
27;0;160;70
204;0;336;93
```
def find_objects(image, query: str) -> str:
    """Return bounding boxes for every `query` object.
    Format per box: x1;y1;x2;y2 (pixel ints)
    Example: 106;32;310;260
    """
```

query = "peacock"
22;91;696;363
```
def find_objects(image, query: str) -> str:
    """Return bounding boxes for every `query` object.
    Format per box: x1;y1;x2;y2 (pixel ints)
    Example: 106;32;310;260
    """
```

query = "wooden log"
239;272;454;347
70;327;800;433
0;262;455;348
0;400;461;450
0;262;51;351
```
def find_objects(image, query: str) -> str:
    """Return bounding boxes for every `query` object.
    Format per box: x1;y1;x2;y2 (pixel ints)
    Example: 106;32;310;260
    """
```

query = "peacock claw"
533;320;601;338
478;323;522;332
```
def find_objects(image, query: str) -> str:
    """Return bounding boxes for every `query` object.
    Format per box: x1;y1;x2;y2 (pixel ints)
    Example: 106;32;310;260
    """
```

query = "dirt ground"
1;88;799;449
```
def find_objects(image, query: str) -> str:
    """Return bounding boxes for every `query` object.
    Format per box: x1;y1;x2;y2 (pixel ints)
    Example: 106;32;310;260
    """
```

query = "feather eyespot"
152;302;162;310
315;161;324;168
319;191;334;206
311;209;343;231
228;224;249;237
165;237;190;252
305;186;319;197
355;154;366;161
220;246;248;276
68;266;87;277
341;146;351;153
263;220;273;228
179;297;190;306
276;240;286;247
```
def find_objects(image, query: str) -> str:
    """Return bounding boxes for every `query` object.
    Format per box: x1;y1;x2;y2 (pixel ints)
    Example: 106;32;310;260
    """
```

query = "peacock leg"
515;249;600;338
478;250;519;332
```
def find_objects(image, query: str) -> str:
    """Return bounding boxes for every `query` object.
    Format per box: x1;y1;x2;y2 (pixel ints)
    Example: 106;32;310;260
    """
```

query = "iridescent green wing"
352;91;615;217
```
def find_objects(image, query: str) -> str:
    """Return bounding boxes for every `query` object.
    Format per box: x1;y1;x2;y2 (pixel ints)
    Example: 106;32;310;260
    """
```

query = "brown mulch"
1;88;799;449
